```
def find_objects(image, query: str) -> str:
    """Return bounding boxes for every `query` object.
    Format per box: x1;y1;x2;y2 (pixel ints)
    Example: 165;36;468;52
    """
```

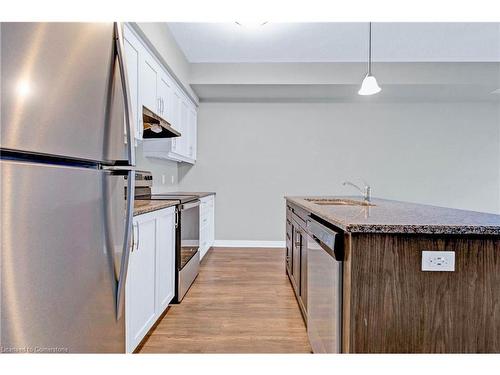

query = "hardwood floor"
138;247;311;353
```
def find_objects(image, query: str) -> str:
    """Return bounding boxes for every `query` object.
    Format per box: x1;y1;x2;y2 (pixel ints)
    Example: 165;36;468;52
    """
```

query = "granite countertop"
134;199;177;216
285;196;500;235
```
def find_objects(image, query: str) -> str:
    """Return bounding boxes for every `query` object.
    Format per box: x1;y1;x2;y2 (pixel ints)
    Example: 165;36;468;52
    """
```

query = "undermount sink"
305;198;376;207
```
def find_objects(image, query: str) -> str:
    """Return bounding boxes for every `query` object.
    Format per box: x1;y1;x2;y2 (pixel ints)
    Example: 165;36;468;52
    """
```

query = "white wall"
135;142;179;193
178;101;500;241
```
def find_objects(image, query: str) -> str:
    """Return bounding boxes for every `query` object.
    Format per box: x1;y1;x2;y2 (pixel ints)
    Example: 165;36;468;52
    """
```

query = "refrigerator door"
1;23;134;165
0;160;132;353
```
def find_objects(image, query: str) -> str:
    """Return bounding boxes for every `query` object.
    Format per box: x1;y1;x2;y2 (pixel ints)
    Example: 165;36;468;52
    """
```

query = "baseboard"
213;240;285;248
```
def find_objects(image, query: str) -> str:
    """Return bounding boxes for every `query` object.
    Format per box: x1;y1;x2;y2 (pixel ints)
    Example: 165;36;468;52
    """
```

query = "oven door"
179;199;200;267
176;199;200;301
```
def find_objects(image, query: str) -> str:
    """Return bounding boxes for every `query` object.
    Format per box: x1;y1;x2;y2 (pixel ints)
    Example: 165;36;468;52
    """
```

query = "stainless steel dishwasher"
306;216;343;353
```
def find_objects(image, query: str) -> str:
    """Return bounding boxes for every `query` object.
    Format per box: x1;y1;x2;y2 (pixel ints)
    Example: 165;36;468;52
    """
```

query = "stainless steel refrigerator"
1;23;135;353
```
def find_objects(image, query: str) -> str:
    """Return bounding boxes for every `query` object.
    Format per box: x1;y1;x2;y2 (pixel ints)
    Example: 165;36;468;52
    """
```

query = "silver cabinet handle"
114;22;135;166
175;209;179;228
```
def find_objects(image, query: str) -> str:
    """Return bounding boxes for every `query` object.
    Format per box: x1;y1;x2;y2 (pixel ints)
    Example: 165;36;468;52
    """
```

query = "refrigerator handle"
114;22;136;166
115;169;135;320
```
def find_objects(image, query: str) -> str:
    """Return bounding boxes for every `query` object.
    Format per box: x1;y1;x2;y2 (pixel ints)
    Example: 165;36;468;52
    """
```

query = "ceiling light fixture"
235;21;268;28
358;22;381;96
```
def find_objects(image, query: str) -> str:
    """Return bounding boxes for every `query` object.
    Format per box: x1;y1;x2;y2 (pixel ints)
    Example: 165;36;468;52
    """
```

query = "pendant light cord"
368;22;372;75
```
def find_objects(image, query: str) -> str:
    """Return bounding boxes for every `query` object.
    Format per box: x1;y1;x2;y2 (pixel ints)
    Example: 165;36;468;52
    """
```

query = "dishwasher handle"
307;218;344;261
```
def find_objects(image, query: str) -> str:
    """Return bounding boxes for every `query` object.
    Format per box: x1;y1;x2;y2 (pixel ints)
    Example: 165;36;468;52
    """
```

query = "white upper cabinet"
157;73;173;124
188;106;197;161
140;52;160;117
179;98;189;156
170;89;182;155
123;24;198;164
123;27;141;140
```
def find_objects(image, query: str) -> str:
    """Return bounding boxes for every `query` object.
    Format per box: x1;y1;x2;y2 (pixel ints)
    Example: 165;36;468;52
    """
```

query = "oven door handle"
180;200;200;211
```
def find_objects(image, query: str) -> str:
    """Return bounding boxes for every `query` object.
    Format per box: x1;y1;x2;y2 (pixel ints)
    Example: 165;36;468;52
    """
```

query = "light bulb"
358;74;381;96
150;124;162;133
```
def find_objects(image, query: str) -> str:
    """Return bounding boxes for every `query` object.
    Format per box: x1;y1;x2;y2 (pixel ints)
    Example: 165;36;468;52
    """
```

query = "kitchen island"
285;196;500;353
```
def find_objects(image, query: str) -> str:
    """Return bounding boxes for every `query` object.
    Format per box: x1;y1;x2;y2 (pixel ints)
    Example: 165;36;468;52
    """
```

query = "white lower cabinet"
199;195;215;260
126;206;176;353
155;209;176;313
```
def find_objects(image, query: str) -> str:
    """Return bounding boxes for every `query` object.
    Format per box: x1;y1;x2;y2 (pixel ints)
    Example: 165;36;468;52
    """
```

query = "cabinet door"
300;237;307;310
292;226;302;292
188;106;197;161
179;98;189;157
126;216;157;353
286;217;293;273
170;89;182;153
140;50;159;115
199;200;209;259
209;197;215;245
158;72;173;122
123;27;141;140
155;207;176;314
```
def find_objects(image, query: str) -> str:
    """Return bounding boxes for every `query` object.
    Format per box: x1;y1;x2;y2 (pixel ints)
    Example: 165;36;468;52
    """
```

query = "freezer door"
1;23;133;165
0;160;132;353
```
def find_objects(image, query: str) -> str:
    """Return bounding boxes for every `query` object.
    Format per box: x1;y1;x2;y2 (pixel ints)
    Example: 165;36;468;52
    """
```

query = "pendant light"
358;22;381;96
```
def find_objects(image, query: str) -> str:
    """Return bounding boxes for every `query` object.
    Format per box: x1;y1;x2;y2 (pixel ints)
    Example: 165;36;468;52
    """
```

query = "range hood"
142;106;181;139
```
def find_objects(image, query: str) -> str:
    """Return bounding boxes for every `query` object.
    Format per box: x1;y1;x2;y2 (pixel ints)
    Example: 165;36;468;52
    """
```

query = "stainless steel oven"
176;199;200;302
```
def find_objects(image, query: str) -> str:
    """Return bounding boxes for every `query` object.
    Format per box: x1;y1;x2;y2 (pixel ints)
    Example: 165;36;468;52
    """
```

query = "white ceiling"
168;22;500;63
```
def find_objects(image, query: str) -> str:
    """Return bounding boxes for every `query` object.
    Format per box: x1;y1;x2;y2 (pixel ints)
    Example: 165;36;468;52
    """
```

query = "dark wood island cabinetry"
285;196;500;353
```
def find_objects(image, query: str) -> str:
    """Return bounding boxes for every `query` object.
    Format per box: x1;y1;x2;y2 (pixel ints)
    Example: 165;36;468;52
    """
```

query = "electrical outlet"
421;251;455;272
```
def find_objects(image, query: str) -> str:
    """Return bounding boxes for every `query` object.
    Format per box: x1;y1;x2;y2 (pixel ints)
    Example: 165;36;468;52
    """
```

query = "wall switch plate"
421;251;455;272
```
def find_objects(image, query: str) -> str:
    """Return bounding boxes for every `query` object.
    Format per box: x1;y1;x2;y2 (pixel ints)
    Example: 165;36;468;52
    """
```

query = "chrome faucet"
342;180;371;202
